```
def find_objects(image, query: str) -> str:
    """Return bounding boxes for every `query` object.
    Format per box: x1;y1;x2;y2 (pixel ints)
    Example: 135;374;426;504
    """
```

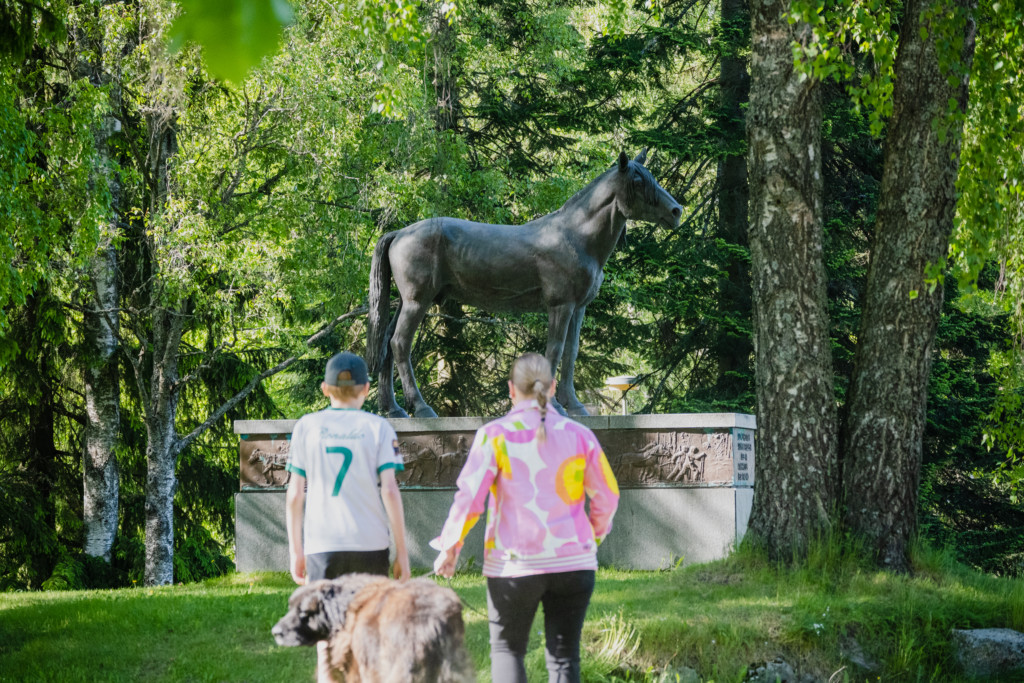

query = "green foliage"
0;287;81;590
789;0;898;138
40;551;122;591
952;0;1024;288
169;0;295;83
0;0;66;63
1;0;1022;592
917;272;1024;576
935;0;1024;508
0;70;104;363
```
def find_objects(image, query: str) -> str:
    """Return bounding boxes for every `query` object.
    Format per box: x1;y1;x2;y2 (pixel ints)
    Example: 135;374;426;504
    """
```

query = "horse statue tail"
366;231;399;376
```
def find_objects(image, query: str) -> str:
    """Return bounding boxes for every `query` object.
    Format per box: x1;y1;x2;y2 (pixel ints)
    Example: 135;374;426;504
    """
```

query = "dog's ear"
296;583;336;640
300;591;321;615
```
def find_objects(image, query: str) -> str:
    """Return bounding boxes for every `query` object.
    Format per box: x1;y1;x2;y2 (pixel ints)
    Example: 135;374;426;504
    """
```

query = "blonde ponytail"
511;353;553;443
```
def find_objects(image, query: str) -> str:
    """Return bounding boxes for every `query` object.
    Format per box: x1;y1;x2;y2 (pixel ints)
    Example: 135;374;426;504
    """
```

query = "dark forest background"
1;0;1022;589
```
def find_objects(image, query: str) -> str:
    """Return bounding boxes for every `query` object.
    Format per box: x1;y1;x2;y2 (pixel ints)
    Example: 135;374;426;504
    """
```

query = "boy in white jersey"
285;352;410;682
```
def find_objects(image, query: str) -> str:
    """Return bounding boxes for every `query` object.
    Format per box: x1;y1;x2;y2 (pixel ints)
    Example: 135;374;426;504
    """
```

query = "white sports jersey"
286;408;403;554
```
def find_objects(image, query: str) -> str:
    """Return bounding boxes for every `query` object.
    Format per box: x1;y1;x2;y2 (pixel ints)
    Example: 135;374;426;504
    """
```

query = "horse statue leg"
376;307;407;418
544;303;576;416
556;306;589;416
391;298;439;418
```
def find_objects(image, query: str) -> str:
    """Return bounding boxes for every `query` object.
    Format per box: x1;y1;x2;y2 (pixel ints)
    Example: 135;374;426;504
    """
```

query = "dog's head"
271;574;389;647
272;580;336;646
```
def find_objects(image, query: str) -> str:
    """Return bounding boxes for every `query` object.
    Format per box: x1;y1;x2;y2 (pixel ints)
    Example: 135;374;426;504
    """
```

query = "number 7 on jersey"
325;446;353;496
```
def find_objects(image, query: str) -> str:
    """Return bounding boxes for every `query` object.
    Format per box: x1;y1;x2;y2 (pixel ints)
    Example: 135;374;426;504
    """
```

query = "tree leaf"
168;0;295;83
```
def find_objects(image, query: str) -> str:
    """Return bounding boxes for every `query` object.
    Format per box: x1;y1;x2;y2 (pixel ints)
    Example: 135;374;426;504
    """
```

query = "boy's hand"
290;553;306;585
392;556;411;582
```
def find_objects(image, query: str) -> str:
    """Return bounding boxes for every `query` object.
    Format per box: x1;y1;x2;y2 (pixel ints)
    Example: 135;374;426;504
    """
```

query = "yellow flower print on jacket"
556;456;587;504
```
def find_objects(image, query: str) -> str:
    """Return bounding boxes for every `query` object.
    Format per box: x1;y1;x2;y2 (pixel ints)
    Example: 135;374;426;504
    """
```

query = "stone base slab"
235;487;754;572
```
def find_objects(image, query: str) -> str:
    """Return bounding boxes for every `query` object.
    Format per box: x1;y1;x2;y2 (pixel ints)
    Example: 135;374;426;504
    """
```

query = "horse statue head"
612;149;682;229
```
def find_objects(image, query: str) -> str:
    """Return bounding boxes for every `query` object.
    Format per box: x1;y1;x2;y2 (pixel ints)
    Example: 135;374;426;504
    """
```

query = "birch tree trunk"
745;0;837;557
83;112;122;562
77;0;123;564
841;0;976;571
714;0;752;401
82;235;120;561
141;113;183;586
143;303;185;585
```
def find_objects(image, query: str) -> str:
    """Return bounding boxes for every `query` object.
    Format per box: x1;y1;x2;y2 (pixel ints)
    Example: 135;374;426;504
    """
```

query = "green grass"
2;549;1023;682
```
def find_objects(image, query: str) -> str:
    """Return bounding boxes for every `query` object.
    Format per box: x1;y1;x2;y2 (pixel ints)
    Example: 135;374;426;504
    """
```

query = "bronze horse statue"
366;150;682;418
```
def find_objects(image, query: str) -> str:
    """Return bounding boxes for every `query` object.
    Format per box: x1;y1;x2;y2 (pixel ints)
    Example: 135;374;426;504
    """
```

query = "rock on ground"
952;628;1024;679
744;658;818;683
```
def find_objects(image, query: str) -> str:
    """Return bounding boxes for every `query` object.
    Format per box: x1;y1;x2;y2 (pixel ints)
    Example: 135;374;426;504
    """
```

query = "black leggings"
486;570;596;683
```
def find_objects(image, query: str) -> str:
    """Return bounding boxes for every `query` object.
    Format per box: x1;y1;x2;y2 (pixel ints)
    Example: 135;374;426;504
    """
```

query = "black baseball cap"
324;352;370;387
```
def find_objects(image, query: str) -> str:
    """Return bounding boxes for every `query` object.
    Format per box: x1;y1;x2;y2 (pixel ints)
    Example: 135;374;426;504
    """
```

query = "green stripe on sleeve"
285;463;306;477
377;462;405;473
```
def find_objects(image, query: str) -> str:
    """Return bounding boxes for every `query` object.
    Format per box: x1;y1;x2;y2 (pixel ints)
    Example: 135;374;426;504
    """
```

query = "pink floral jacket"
432;400;620;577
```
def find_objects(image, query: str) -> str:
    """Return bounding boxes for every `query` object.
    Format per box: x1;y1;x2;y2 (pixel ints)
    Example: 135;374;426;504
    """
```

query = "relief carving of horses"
366;150;682;418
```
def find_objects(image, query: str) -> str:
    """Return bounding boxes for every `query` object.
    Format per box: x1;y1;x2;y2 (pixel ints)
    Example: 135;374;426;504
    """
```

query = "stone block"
953;628;1024;679
233;413;757;573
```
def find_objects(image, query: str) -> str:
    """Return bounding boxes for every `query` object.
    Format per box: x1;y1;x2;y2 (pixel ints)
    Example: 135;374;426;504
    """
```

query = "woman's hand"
433;546;460;578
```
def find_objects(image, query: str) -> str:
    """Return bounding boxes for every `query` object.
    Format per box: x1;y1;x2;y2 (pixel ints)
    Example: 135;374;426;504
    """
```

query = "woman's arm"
584;441;620;544
431;430;498;574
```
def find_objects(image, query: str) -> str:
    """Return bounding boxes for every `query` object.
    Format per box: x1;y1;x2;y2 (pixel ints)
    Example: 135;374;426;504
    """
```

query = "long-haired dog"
272;574;475;682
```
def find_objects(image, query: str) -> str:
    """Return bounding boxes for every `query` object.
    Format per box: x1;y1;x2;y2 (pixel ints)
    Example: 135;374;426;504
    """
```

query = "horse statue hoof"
387;407;410;419
413;405;439;419
549;398;569;416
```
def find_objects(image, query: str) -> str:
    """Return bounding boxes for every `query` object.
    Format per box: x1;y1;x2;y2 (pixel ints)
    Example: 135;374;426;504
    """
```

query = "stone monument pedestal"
234;413;756;572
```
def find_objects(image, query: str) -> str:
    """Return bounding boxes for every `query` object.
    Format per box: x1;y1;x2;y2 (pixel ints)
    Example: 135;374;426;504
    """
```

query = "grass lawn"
2;549;1023;682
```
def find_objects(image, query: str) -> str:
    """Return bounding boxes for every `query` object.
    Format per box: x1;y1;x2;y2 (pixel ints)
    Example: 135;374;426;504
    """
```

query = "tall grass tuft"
585;612;642;677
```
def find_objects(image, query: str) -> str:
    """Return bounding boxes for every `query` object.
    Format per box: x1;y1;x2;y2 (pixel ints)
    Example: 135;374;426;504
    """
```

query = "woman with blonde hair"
432;352;620;683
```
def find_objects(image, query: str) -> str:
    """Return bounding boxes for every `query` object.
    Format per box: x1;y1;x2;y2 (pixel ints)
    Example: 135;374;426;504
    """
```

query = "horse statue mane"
366;149;682;418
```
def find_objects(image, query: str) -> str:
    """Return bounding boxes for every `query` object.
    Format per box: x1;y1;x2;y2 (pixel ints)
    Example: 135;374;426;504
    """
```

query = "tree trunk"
141;111;183;586
430;1;460;135
841;0;975;571
143;304;185;585
82;111;122;562
25;291;59;585
745;0;837;558
714;0;752;402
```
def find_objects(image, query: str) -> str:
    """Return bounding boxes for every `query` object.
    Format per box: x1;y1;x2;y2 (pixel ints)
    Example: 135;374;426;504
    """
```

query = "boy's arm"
379;469;410;581
285;473;307;585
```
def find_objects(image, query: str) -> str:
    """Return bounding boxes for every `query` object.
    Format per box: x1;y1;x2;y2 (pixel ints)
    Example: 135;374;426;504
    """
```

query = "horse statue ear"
634;148;648;165
618;151;630;172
